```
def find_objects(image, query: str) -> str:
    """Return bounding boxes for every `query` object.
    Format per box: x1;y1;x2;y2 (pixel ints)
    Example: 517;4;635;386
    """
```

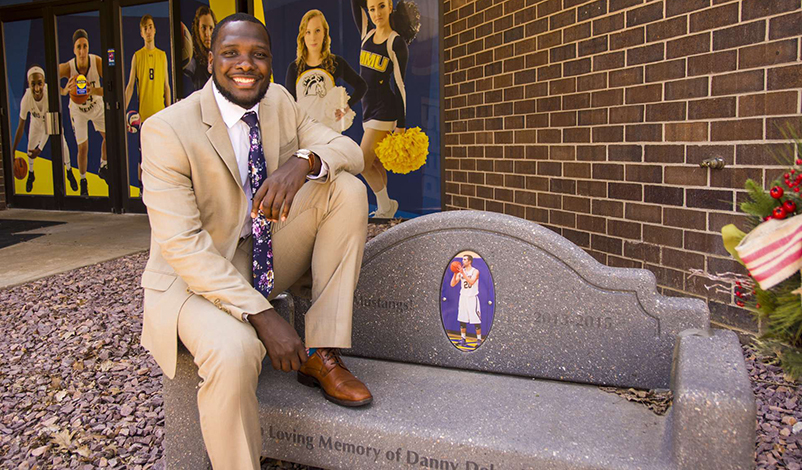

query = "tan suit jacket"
139;80;363;379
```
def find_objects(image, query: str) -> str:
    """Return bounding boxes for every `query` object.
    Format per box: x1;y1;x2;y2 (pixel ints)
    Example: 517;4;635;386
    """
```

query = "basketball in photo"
70;74;89;105
13;157;28;179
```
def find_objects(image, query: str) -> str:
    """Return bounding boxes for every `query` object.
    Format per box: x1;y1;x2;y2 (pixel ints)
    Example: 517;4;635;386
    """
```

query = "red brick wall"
443;0;802;332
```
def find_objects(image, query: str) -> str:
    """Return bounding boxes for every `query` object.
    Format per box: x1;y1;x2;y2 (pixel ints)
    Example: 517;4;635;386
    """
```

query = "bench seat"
167;348;671;470
256;356;670;470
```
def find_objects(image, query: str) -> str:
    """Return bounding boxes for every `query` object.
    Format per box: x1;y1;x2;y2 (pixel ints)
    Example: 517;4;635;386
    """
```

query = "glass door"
114;0;176;213
0;8;60;209
53;1;118;211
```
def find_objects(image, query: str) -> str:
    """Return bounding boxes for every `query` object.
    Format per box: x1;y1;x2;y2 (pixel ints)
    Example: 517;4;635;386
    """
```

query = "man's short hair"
72;29;88;46
210;13;271;53
464;254;473;262
140;14;154;29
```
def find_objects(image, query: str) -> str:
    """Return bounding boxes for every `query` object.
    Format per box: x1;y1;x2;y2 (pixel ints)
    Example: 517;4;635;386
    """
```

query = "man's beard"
212;71;270;109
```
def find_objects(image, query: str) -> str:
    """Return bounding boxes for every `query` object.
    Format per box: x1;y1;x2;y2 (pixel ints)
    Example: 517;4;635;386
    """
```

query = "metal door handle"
46;112;60;135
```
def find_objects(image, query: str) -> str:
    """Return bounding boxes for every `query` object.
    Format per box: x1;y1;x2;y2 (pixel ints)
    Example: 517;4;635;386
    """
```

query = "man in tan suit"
140;14;371;470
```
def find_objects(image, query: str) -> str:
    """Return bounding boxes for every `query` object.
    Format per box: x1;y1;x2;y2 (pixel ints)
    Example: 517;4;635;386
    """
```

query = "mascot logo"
302;74;327;99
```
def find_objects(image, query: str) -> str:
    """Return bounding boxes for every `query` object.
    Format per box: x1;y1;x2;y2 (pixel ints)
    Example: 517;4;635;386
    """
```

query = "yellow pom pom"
375;127;430;174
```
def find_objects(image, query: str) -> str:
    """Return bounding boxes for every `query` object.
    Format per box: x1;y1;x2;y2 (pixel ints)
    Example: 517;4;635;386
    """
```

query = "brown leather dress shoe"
297;348;373;407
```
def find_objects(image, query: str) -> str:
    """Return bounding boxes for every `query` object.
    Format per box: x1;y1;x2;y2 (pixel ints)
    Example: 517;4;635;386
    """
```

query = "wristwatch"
294;148;315;174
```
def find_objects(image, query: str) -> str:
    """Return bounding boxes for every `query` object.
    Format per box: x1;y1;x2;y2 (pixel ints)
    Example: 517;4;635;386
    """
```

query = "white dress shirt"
212;83;328;238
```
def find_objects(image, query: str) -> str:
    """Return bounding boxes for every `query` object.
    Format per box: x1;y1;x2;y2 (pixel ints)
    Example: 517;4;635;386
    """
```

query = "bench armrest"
668;329;756;470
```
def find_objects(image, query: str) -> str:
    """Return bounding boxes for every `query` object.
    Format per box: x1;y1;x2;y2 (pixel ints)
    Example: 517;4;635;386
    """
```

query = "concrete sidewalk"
0;209;150;289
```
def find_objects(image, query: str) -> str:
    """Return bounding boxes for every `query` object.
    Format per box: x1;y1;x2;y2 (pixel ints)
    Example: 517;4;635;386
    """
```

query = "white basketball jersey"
20;86;48;139
68;54;104;113
460;267;479;297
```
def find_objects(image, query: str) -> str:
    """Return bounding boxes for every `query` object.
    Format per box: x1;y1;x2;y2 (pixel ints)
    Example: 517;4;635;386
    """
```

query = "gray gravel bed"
0;234;799;469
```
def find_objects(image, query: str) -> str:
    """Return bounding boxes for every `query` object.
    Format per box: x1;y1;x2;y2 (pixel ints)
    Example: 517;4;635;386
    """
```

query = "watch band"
295;149;315;174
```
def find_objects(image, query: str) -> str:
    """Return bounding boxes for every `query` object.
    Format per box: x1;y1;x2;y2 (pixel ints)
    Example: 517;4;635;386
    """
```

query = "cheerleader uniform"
351;0;409;131
285;55;367;124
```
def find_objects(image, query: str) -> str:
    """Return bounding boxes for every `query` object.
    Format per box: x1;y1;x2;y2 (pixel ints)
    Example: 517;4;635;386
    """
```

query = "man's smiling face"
209;20;272;109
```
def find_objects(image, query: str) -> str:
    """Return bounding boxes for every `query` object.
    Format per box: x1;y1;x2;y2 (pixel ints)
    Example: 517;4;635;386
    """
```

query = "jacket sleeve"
280;86;364;179
140;115;272;321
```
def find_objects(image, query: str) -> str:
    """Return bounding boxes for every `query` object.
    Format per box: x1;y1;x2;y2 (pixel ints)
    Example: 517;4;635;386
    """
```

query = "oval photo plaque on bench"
440;250;495;352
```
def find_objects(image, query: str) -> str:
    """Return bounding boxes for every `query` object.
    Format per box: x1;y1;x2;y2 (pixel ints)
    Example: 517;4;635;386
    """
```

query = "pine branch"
741;178;778;219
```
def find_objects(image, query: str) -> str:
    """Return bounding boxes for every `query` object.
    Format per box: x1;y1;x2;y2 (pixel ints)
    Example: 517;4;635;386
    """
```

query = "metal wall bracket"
700;157;726;170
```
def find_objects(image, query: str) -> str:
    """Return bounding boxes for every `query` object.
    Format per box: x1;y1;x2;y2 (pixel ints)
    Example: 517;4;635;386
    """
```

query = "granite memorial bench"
164;211;756;470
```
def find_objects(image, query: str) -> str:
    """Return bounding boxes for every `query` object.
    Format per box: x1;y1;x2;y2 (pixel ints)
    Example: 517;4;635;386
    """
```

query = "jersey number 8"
149;68;154;80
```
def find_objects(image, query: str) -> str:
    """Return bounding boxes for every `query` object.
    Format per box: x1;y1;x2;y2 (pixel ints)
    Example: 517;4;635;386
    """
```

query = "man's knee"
198;332;265;382
331;173;368;213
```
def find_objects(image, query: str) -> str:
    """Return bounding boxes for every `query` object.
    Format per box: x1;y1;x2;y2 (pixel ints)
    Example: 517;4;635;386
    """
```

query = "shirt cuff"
306;158;329;182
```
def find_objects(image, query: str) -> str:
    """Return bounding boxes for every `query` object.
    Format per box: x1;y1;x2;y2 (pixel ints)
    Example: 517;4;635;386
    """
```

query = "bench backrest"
298;211;710;389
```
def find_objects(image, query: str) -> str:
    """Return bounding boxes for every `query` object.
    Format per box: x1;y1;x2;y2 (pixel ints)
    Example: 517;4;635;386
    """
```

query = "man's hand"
28;148;41;159
248;308;308;372
251;157;309;222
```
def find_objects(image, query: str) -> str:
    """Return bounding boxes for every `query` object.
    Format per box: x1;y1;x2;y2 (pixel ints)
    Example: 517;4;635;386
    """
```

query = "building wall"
443;0;802;331
0;134;5;210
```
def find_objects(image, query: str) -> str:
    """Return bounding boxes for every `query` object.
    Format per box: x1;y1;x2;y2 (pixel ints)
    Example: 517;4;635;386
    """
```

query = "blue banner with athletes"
263;0;441;218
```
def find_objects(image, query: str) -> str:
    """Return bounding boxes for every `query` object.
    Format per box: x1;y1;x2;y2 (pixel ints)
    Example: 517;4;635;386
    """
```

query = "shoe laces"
320;348;349;371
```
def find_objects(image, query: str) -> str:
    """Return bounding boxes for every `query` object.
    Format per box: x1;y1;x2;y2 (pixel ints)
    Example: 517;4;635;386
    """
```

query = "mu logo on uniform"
360;51;389;72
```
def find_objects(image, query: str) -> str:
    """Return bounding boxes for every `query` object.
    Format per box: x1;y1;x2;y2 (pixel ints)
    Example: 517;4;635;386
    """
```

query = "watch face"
296;149;312;159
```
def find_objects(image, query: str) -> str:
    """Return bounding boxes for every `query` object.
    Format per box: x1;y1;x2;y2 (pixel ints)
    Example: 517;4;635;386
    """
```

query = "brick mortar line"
445;15;799;73
445;71;801;106
445;2;797;45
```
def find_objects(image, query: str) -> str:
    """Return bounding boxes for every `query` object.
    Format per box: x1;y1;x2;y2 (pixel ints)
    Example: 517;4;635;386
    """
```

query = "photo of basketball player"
58;28;107;197
12;65;77;194
351;0;420;219
124;13;171;192
183;6;216;92
286;9;366;133
451;254;482;347
441;250;495;352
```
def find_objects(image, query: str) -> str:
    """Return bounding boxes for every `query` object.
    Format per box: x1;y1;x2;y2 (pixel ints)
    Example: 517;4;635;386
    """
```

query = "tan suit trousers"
177;173;367;470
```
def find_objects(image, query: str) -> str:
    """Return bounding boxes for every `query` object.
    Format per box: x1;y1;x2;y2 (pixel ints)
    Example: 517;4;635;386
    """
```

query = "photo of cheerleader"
12;65;76;194
351;0;420;219
183;6;216;92
286;9;366;133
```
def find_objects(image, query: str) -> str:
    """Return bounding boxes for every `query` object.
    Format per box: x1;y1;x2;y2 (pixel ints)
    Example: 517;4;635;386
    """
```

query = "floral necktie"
241;111;274;297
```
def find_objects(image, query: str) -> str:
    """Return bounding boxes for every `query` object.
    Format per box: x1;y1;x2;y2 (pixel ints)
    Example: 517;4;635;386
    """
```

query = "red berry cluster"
766;180;798;221
734;281;756;308
782;160;802;193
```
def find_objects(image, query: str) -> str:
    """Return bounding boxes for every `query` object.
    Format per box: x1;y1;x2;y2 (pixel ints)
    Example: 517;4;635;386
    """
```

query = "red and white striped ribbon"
736;214;802;290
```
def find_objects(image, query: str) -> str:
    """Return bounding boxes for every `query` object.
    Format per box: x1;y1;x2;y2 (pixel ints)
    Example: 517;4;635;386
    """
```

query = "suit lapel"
259;91;280;176
200;82;244;191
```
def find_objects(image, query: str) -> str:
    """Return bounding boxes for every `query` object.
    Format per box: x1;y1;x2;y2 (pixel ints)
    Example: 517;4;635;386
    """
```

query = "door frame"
52;0;119;212
0;0;120;212
0;5;62;210
111;0;177;214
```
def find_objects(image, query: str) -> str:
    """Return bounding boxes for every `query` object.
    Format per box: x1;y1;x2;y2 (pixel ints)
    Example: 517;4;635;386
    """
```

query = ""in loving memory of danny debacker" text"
268;426;498;469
